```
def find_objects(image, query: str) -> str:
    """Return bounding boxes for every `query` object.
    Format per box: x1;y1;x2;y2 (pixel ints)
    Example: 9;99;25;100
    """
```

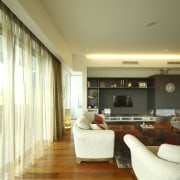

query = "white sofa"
73;112;115;163
124;134;180;180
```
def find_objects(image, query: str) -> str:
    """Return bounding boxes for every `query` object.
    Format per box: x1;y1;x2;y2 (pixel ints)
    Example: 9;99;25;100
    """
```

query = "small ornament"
93;91;97;97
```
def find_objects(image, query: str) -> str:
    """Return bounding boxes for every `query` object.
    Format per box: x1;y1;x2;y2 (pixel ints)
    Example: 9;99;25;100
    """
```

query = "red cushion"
94;114;104;124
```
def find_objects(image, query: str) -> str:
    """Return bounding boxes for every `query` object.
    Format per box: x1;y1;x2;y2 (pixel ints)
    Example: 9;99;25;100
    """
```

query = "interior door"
71;75;83;120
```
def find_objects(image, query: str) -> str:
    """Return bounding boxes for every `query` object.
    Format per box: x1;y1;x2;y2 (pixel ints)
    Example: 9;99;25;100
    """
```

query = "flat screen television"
113;95;133;107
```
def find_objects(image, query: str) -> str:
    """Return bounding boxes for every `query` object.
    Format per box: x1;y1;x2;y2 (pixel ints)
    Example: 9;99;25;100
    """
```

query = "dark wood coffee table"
108;122;179;146
108;122;180;159
135;123;172;146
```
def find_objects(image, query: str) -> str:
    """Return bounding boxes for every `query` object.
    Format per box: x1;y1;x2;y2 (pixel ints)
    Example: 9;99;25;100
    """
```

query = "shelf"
87;77;155;112
88;87;99;89
105;116;156;122
88;96;97;99
87;78;99;88
99;87;151;89
87;108;99;113
87;80;99;109
87;77;154;89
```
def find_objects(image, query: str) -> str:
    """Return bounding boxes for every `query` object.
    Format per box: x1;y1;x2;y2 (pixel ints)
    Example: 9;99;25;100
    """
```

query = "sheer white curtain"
0;3;58;179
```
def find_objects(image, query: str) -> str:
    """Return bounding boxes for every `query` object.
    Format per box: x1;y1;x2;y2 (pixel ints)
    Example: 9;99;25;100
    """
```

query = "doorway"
70;75;83;120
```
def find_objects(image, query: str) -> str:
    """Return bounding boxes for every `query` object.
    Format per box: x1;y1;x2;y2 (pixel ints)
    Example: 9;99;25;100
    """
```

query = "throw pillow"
94;114;104;124
83;111;94;123
157;143;180;163
91;120;108;130
76;116;90;130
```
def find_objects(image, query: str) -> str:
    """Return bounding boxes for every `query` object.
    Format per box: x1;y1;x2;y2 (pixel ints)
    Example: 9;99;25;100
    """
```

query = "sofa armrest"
73;121;115;159
124;134;180;180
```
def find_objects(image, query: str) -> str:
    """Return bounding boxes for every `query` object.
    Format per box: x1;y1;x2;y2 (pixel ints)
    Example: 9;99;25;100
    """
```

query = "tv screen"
113;95;133;107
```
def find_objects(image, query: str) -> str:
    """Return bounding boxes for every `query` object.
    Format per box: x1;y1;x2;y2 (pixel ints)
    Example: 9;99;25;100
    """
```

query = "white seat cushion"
158;143;180;163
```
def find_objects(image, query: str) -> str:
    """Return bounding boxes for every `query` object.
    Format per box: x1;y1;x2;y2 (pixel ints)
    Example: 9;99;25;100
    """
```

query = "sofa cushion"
76;116;90;130
157;143;180;163
83;111;94;123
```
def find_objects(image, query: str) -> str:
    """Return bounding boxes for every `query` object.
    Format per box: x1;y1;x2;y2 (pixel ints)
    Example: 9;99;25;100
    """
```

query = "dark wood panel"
99;88;148;115
153;75;180;109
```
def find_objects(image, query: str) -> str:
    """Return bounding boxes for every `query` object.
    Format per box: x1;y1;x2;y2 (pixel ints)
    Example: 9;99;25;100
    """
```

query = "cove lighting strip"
86;54;180;60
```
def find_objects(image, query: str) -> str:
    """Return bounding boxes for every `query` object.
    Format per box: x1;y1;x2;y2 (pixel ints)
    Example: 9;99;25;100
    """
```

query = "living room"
1;0;180;179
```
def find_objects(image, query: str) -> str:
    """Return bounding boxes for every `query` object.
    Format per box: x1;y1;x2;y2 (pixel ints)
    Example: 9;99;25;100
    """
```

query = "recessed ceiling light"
122;61;139;64
146;21;157;28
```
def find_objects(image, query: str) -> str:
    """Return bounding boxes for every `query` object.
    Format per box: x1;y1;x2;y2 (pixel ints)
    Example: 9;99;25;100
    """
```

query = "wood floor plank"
16;128;135;180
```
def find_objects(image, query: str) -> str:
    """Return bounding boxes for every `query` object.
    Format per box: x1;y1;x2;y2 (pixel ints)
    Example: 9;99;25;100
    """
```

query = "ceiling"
40;0;180;57
3;0;180;74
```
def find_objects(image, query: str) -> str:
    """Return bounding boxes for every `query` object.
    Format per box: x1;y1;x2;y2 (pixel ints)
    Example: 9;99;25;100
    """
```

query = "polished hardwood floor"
17;126;136;180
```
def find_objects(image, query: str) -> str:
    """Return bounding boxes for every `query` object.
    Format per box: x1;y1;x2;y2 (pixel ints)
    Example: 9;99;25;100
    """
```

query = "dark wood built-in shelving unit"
87;75;180;117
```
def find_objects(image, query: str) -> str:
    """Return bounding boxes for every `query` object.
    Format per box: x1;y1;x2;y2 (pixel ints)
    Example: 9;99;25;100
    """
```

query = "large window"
0;2;64;179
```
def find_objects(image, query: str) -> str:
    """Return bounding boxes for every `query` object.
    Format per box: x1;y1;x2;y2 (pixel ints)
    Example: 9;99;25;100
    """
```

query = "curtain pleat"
0;2;64;179
52;59;64;140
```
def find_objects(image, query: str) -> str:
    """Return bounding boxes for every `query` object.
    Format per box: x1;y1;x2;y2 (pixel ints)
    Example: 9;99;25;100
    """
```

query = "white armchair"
171;117;180;131
73;112;115;163
124;134;180;180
